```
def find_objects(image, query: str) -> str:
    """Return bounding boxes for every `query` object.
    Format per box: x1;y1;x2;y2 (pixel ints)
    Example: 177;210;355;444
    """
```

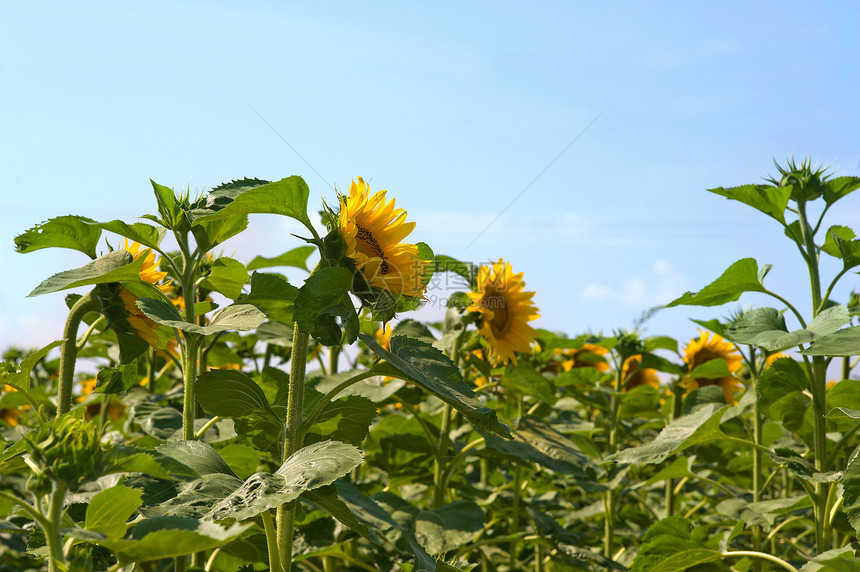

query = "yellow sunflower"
467;259;539;366
682;329;744;403
338;177;427;298
121;240;170;292
118;286;163;347
621;354;660;391
558;344;610;373
375;323;393;351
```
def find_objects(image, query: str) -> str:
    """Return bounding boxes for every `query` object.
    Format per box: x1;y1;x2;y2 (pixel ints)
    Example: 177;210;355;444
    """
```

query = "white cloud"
581;260;688;307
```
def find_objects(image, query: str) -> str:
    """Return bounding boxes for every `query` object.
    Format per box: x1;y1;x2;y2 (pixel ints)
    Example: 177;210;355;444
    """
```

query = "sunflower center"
355;224;390;274
485;294;511;337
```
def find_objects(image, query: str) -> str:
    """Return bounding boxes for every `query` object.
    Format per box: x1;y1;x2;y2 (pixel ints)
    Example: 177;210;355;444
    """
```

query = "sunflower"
621;354;660;391
682;329;744;403
375;323;393;351
467;259;539;366
558;344;610;373
118;286;163;347
121;240;170;292
338;177;427;298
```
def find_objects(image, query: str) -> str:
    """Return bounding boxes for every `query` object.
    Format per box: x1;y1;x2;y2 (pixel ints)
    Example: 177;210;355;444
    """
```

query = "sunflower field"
3;160;860;572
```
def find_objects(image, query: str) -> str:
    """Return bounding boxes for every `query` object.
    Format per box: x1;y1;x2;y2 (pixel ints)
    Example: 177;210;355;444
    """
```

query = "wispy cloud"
581;259;688;307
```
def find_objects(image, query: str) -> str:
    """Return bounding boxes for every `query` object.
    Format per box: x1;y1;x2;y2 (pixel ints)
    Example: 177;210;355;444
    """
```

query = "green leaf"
362;334;511;439
241;272;299;323
247;246;316;272
801;326;860;356
138;299;265;335
256;321;294;347
150;180;186;231
85;485;143;539
92;220;165;251
192;215;250;253
823;176;860;206
605;404;730;464
98;517;250;563
196;369;279;423
641;456;696;487
156;440;237;478
301;486;377;542
707;183;791;224
822;225;857;258
206;440;363;521
414;501;484;555
723;306;849;352
192;175;312;227
28;249;146;297
0;339;63;391
667;258;768;308
756;358;812;433
481;416;592;479
687;358;732;380
433;255;476;286
838;451;860;541
630;516;720;572
294;267;358;346
499;362;557;404
201;257;249;300
308;395;378;446
140;474;244;519
15;215;102;258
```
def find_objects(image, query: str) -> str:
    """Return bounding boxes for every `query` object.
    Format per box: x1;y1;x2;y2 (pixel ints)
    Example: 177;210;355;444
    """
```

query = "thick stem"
182;334;200;441
46;483;68;572
276;326;310;572
433;403;453;509
750;367;763;572
57;291;99;417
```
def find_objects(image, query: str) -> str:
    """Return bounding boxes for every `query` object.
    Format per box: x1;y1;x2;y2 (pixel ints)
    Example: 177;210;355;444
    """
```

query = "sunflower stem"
57;291;99;418
277;326;310;572
797;199;830;554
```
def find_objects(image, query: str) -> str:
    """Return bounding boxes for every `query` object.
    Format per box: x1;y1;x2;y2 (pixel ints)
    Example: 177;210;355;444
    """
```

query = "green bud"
25;416;105;492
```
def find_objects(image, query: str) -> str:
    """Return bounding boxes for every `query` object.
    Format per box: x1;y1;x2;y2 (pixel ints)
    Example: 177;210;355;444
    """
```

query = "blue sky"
2;1;860;354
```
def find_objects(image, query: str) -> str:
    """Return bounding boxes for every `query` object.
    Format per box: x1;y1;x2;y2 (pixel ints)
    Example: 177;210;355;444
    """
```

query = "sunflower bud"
770;158;827;203
25;417;105;493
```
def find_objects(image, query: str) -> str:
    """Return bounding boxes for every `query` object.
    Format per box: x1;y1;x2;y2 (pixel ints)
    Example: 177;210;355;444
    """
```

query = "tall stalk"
276;326;310;572
797;200;830;554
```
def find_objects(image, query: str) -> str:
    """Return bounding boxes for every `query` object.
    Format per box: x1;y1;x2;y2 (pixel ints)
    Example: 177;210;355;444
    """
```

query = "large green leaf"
605;403;730;464
28;250;147;297
247;246;316;272
156;440;237;478
137;299;265;335
481;416;592;479
362;334;511;439
201;257;249;300
98;517;251;563
191;175;311;227
801;326;860;356
85;485;143;539
293;267;358;346
823;176;860;206
667;258;768;308
240;272;299;323
301;485;377;542
499;362;557;404
196;369;278;423
414;501;484;555
839;452;860;540
630;516;721;572
757;357;811;434
707;183;791;224
723;306;849;352
206;440;362;521
306;395;378;446
15;215;102;259
151;180;185;230
91;220;165;251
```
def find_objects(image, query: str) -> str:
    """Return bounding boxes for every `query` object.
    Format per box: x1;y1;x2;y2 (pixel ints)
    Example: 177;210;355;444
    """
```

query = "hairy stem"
277;326;310;572
57;291;99;417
